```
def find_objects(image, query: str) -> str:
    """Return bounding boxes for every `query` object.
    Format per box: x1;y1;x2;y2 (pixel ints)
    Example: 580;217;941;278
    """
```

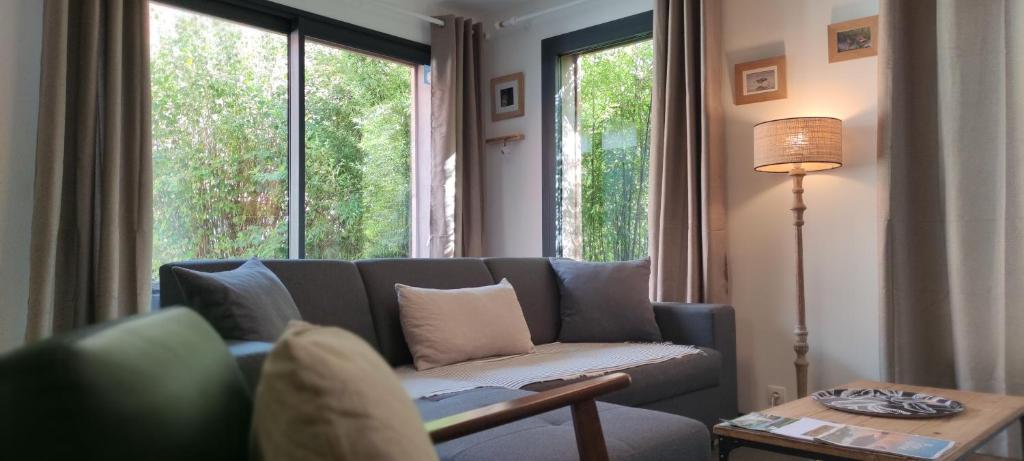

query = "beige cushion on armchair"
252;321;438;461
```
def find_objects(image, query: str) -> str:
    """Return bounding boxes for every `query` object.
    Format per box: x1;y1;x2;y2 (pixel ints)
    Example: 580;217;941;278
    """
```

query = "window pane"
150;4;288;277
304;41;413;259
559;40;654;261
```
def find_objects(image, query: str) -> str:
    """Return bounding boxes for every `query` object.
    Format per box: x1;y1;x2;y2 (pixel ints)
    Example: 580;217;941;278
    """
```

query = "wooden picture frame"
491;72;525;121
828;16;879;63
733;56;787;105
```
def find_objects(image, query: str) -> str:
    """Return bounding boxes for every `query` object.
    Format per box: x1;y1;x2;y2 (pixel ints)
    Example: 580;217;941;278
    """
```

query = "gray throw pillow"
172;259;302;341
551;258;662;342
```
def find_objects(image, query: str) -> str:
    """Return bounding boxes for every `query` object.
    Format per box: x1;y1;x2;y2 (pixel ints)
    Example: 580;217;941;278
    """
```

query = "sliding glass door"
555;39;654;261
148;1;428;279
150;3;289;276
304;40;414;259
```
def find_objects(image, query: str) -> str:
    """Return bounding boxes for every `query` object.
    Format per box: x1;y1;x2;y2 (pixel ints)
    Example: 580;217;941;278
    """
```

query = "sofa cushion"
356;259;496;366
253;322;438;461
172;259;302;341
397;279;535;370
161;259;380;349
416;388;709;461
483;258;562;345
550;258;662;342
521;347;721;407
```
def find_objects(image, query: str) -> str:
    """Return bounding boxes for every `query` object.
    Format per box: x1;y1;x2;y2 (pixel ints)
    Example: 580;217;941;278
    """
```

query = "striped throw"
397;342;703;399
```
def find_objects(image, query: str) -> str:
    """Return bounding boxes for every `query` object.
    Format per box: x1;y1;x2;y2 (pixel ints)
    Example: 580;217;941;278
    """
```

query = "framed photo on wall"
828;15;879;63
733;56;787;105
491;72;525;121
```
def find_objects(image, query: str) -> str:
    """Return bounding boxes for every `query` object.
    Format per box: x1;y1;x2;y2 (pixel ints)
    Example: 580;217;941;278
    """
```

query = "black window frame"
540;11;653;257
153;0;430;260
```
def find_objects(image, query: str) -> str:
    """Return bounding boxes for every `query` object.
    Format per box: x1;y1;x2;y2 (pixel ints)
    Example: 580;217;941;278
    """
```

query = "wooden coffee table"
714;380;1024;460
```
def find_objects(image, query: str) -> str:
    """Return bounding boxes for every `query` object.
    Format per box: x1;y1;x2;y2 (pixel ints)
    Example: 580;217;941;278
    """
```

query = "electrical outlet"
767;385;788;407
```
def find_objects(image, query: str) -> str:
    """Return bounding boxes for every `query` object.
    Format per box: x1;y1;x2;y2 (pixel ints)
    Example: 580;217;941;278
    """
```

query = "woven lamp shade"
753;117;843;173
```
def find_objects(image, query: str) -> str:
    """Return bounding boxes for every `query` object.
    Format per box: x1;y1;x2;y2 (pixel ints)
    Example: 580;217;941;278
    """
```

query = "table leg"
718;437;739;461
1019;415;1024;456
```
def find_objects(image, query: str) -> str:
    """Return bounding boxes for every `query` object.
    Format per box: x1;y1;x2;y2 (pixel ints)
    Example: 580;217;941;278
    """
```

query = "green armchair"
0;309;629;461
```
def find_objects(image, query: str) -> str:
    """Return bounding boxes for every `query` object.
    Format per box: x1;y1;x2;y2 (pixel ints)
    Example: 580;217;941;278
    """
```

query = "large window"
542;12;654;261
150;3;289;273
149;1;428;277
304;41;413;259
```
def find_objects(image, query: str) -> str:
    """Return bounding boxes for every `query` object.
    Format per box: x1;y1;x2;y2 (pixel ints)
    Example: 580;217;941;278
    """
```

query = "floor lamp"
753;117;843;398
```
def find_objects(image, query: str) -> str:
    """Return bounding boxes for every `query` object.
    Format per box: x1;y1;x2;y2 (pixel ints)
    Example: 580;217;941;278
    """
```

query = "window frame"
540;11;653;257
153;0;430;260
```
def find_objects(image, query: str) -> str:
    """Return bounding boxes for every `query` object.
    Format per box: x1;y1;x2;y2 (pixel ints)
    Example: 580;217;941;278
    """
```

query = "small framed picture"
828;15;878;63
491;72;524;121
733;56;787;105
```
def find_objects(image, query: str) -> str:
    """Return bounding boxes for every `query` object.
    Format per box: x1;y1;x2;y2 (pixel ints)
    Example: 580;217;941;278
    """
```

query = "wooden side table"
714;380;1024;460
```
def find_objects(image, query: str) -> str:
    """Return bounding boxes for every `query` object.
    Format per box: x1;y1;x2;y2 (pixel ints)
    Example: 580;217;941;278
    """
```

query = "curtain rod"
375;0;445;26
495;0;590;29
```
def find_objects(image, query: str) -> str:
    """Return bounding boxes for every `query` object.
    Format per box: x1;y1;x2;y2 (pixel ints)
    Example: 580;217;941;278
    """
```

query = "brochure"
815;425;955;460
768;417;840;441
725;412;798;431
723;413;955;460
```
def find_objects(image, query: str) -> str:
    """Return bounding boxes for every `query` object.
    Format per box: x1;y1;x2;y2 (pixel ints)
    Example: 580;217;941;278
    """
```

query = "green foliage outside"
151;6;289;277
150;5;412;278
575;40;654;261
304;41;412;260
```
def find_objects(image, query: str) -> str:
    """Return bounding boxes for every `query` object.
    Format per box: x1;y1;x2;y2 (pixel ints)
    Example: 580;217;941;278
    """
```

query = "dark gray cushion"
522;347;720;406
550;258;662;342
356;258;495;366
172;258;301;341
483;258;561;344
416;388;709;461
161;259;380;349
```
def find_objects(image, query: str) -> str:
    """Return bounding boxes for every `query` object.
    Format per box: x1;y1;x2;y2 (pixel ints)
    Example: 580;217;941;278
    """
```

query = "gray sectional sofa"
160;257;737;460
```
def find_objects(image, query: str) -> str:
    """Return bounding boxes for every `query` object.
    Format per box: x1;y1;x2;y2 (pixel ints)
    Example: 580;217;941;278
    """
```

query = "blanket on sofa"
396;342;702;399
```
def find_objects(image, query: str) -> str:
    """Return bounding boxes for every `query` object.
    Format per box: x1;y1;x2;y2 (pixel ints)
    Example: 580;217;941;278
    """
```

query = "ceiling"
434;0;576;18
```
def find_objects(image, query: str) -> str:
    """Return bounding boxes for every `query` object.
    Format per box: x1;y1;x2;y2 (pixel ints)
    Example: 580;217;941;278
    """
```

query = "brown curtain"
648;0;727;303
429;16;484;258
879;0;1022;454
26;0;153;341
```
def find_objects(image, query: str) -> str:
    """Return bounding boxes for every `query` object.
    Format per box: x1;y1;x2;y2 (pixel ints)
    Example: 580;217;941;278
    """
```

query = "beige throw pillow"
252;321;438;461
397;279;535;370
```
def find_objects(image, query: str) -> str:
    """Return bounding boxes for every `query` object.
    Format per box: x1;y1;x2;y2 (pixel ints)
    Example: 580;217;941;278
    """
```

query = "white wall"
477;0;881;411
721;0;880;411
477;0;653;256
0;0;43;353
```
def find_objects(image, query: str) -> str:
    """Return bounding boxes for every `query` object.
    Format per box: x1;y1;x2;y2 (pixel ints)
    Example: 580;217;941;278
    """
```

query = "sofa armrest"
426;373;631;460
226;341;273;392
653;303;737;419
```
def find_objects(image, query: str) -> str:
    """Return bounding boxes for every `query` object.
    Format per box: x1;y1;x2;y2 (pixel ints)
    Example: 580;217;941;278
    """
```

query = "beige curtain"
26;0;153;341
648;0;727;303
429;16;484;258
879;0;1023;454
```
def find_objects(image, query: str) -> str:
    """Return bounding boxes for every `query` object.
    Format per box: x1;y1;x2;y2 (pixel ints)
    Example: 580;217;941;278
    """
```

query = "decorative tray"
811;388;965;418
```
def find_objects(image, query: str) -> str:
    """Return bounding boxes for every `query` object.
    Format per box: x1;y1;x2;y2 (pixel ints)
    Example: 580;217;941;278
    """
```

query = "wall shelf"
485;133;525;145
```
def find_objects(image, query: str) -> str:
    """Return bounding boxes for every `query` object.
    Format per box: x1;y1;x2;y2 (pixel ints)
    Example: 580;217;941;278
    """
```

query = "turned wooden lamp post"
753;117;842;398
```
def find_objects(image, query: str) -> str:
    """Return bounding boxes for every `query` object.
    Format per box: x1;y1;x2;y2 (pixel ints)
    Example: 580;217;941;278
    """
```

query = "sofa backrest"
160;257;566;367
483;258;562;345
159;259;380;349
